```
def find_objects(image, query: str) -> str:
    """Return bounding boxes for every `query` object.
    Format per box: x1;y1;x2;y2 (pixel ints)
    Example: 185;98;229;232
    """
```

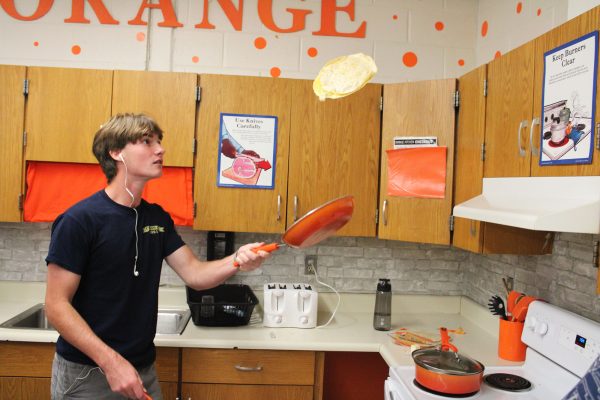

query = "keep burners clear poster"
540;31;598;165
217;113;277;189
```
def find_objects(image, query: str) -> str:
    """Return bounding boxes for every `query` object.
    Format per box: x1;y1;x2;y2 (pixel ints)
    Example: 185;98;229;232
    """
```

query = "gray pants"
51;353;163;399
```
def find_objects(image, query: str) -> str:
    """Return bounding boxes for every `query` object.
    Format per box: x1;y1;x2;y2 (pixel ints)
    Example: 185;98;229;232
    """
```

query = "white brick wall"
1;223;598;322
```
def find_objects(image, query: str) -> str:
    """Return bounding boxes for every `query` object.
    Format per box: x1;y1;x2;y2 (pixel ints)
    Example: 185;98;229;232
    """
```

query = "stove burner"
484;373;532;392
548;136;569;147
413;380;479;398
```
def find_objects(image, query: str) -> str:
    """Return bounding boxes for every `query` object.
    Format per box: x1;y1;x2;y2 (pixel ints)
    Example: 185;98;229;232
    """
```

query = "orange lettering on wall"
65;0;118;24
258;0;311;33
128;0;182;27
313;0;366;38
195;0;243;30
0;0;53;21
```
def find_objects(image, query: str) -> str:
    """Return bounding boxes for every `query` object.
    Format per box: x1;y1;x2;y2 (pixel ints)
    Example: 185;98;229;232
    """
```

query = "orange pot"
412;328;485;395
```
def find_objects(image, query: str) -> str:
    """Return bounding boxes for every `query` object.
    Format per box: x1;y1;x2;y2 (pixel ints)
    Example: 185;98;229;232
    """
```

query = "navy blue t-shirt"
46;190;185;368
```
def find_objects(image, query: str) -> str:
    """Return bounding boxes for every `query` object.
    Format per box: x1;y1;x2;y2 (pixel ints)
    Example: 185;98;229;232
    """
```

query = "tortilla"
313;53;377;101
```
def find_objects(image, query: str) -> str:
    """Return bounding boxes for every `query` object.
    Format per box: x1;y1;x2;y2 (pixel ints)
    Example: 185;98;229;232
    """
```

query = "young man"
45;113;270;399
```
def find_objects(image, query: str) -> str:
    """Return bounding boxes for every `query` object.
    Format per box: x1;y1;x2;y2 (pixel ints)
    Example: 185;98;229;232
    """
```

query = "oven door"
385;377;409;400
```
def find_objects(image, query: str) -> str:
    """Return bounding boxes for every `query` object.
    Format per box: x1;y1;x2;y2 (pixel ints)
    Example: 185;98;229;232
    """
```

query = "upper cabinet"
485;9;600;178
194;75;382;237
530;7;600;176
24;67;113;164
288;80;381;237
112;70;198;167
194;75;292;233
0;65;26;223
378;79;456;245
453;65;553;254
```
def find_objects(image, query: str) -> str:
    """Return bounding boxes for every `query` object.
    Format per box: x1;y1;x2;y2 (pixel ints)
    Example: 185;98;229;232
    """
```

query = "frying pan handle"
439;327;458;352
232;243;281;267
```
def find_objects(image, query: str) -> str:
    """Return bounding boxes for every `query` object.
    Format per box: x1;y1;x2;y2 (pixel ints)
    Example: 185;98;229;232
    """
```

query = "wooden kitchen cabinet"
288;80;381;237
0;342;180;399
452;65;552;254
0;342;54;400
24;67;113;164
484;8;600;178
112;70;198;167
194;74;293;233
529;7;600;176
0;65;26;223
181;348;323;400
378;79;457;245
194;75;381;236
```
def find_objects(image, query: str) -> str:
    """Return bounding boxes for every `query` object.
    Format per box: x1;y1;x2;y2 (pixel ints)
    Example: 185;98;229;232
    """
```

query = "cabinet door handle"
277;194;281;221
293;196;298;221
529;117;540;156
517;120;528;157
470;220;477;237
235;364;263;372
382;200;388;226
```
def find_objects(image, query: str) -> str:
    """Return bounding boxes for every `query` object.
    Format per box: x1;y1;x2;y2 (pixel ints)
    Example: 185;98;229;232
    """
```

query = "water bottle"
373;278;392;331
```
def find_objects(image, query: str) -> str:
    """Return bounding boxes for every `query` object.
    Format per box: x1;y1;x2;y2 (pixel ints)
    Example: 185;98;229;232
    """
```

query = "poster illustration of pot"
540;31;598;165
217;113;277;189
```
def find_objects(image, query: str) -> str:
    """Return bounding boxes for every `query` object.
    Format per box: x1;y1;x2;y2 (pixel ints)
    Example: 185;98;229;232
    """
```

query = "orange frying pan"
234;195;354;266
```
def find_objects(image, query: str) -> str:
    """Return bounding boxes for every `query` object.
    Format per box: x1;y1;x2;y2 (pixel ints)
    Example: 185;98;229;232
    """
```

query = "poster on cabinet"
217;113;276;189
540;31;598;165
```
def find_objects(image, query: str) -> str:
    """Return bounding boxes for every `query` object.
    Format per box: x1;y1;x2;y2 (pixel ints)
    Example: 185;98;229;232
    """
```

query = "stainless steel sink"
0;303;191;335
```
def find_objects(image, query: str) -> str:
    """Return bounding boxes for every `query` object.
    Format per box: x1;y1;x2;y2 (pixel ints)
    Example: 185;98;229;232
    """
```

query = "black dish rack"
186;284;258;327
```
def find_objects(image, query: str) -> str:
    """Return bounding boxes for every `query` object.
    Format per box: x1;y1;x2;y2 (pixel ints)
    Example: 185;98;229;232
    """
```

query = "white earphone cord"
121;154;140;277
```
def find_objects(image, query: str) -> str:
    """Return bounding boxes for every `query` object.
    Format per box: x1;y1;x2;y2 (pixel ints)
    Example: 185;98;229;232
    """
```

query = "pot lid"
412;348;484;376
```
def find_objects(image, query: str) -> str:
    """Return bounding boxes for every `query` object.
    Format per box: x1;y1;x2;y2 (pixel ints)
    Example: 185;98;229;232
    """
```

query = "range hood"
453;177;600;234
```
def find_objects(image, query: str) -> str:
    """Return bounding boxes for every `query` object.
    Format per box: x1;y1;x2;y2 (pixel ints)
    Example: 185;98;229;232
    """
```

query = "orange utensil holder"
498;318;526;361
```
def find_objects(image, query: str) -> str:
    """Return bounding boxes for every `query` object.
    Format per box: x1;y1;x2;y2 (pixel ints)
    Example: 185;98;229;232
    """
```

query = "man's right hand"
103;352;148;399
221;138;237;158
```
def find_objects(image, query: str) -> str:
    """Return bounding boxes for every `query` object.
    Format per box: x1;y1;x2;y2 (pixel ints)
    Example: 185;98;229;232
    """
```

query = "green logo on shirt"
143;225;165;234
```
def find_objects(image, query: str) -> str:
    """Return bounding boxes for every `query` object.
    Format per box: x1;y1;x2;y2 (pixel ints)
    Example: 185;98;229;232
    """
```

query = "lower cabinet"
181;348;324;400
0;342;54;400
0;342;179;399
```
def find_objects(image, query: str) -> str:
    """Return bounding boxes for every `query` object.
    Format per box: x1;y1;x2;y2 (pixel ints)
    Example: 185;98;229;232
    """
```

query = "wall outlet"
305;255;317;274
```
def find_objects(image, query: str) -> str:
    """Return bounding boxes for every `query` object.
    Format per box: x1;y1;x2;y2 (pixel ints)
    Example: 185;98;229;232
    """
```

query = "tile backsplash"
0;222;598;322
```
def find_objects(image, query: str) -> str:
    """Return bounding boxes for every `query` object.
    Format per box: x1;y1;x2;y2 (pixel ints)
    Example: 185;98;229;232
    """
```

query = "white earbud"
119;152;140;277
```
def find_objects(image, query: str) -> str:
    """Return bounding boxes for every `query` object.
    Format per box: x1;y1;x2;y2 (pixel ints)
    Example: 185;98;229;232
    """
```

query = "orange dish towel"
386;147;447;199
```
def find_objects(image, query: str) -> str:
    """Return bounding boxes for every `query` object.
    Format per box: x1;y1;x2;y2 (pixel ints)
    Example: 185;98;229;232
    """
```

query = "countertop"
0;281;524;368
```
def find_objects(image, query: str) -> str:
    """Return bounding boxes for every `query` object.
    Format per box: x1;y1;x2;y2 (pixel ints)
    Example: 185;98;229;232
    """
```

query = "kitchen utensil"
412;327;485;395
507;290;524;315
263;282;318;328
512;295;538;322
487;295;508;320
234;195;354;266
501;277;512;295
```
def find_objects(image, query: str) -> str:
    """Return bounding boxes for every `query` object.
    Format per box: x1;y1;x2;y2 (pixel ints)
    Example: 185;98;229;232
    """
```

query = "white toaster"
263;282;318;328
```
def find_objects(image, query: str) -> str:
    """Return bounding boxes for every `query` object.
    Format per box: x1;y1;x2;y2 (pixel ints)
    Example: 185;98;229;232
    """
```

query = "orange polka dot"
393;15;398;20
192;56;199;63
537;8;542;16
458;59;465;66
270;67;281;78
494;50;502;59
33;41;39;47
402;52;418;68
307;47;318;58
254;37;267;50
481;20;488;37
71;45;81;55
516;2;522;13
136;32;146;42
434;21;444;31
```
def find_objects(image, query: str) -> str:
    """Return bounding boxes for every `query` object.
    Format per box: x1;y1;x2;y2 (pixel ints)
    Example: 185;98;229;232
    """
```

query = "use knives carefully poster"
217;113;277;189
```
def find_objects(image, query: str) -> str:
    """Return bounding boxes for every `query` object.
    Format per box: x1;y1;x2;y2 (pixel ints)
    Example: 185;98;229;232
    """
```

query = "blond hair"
93;113;163;182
